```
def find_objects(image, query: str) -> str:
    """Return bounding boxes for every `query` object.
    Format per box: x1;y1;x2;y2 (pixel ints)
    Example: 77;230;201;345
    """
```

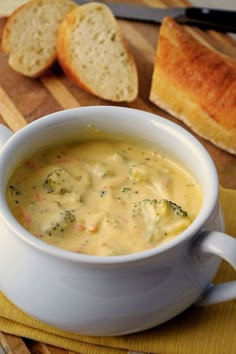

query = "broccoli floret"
132;198;191;243
133;199;188;217
63;210;76;223
41;209;76;236
44;169;73;194
162;199;188;217
132;198;159;218
129;164;149;182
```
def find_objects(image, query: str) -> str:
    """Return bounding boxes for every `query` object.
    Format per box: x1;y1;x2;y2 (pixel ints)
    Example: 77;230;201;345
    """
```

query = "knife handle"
179;7;236;33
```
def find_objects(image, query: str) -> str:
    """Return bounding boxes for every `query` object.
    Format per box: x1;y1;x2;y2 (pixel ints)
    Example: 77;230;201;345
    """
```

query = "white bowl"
0;106;236;336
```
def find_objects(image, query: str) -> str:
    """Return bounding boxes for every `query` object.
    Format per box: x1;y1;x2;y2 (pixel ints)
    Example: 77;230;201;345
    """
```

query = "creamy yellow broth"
7;139;202;256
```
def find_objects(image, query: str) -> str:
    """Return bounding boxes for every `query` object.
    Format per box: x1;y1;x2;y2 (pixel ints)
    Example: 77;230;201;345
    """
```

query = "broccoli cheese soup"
6;139;202;256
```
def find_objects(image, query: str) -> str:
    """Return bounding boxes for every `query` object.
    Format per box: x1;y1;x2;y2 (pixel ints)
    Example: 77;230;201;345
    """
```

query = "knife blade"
74;1;236;33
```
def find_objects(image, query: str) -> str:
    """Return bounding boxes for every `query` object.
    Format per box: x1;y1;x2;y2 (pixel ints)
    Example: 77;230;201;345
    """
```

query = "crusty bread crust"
1;0;76;78
56;2;138;102
150;16;236;155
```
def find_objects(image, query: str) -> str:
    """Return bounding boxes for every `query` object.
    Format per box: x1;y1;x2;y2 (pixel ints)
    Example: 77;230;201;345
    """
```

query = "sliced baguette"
56;2;138;102
150;16;236;155
1;0;77;77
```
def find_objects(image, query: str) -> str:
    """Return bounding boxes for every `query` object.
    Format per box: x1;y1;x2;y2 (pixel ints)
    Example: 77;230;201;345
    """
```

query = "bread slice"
56;2;138;102
1;0;77;78
150;16;236;155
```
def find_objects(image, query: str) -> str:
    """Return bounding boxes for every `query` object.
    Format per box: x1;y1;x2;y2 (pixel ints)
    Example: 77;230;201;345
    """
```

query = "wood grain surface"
0;0;236;353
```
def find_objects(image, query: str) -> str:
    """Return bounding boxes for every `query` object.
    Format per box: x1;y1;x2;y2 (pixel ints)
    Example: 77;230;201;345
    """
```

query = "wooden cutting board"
0;0;236;353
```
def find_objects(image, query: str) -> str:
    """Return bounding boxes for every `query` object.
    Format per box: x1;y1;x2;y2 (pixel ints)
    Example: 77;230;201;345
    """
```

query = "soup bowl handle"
0;124;14;148
194;231;236;306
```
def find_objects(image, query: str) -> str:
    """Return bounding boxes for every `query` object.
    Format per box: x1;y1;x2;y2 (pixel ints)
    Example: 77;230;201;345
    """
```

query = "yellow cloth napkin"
0;187;236;354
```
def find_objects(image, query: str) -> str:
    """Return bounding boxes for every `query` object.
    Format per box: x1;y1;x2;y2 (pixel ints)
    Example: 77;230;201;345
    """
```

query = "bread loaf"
56;2;138;102
150;16;236;155
1;0;77;77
